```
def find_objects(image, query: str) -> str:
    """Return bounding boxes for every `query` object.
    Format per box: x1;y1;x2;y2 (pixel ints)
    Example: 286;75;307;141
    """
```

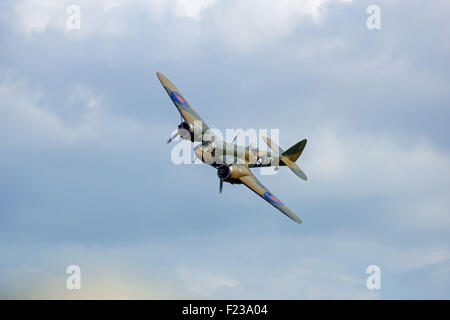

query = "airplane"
157;72;308;224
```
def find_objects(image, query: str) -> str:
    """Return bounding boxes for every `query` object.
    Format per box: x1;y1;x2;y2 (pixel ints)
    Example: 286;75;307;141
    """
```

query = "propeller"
217;165;230;195
231;133;239;144
166;115;184;144
166;131;179;144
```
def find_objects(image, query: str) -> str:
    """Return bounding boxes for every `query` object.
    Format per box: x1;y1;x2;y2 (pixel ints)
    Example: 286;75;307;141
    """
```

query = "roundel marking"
170;91;189;108
264;192;282;205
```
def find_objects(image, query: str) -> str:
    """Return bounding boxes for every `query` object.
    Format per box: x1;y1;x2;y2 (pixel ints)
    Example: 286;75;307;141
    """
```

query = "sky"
0;0;449;299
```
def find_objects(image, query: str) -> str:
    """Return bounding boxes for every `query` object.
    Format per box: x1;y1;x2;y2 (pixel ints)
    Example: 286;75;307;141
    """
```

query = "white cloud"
9;0;352;49
2;0;449;300
11;0;216;35
0;77;165;150
230;250;381;299
213;0;352;51
306;128;450;196
299;128;450;231
0;245;182;299
65;85;103;123
13;0;65;34
173;0;216;20
176;266;238;296
0;80;100;145
387;248;449;273
11;0;133;35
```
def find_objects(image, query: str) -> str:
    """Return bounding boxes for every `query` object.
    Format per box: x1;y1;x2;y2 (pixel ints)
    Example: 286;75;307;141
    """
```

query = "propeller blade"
166;131;179;144
231;133;239;144
219;178;223;194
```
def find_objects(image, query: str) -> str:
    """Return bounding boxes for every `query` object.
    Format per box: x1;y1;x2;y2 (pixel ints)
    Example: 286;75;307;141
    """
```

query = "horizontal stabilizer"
282;139;307;162
281;157;308;181
263;136;308;181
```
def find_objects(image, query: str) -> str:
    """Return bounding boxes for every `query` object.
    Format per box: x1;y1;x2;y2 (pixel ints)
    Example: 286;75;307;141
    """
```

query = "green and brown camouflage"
157;72;210;139
157;72;307;224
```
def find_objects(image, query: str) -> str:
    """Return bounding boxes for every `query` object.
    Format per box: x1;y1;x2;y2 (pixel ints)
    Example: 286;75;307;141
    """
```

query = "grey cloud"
1;0;449;299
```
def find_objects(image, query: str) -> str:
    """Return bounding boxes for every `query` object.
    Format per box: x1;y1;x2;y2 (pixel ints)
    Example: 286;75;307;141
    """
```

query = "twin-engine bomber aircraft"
157;72;308;224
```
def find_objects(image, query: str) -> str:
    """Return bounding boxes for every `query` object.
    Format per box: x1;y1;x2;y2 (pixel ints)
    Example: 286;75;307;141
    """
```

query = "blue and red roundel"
170;91;189;108
264;192;282;205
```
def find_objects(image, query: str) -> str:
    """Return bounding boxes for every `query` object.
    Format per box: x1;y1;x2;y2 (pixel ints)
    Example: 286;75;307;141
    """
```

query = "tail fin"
281;139;307;162
262;137;308;181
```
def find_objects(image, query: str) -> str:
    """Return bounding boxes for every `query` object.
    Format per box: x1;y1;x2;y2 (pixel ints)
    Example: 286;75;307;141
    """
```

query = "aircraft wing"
263;136;308;181
156;72;210;133
239;173;302;224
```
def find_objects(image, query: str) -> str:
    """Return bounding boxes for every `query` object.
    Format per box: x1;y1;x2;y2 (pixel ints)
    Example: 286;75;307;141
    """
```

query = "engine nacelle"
177;121;193;141
194;145;214;164
178;121;203;142
217;164;251;183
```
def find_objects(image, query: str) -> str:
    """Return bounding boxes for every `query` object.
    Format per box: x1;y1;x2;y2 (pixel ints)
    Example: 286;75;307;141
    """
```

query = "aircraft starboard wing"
239;173;302;224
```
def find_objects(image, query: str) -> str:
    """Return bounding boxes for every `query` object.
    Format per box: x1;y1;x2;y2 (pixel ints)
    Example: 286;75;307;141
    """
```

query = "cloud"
300;128;450;233
264;258;380;299
0;76;169;151
10;0;134;36
173;0;216;20
0;79;101;146
1;0;450;300
176;266;238;296
10;0;216;35
8;0;352;49
0;245;181;299
387;248;449;273
12;0;65;34
307;129;450;193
